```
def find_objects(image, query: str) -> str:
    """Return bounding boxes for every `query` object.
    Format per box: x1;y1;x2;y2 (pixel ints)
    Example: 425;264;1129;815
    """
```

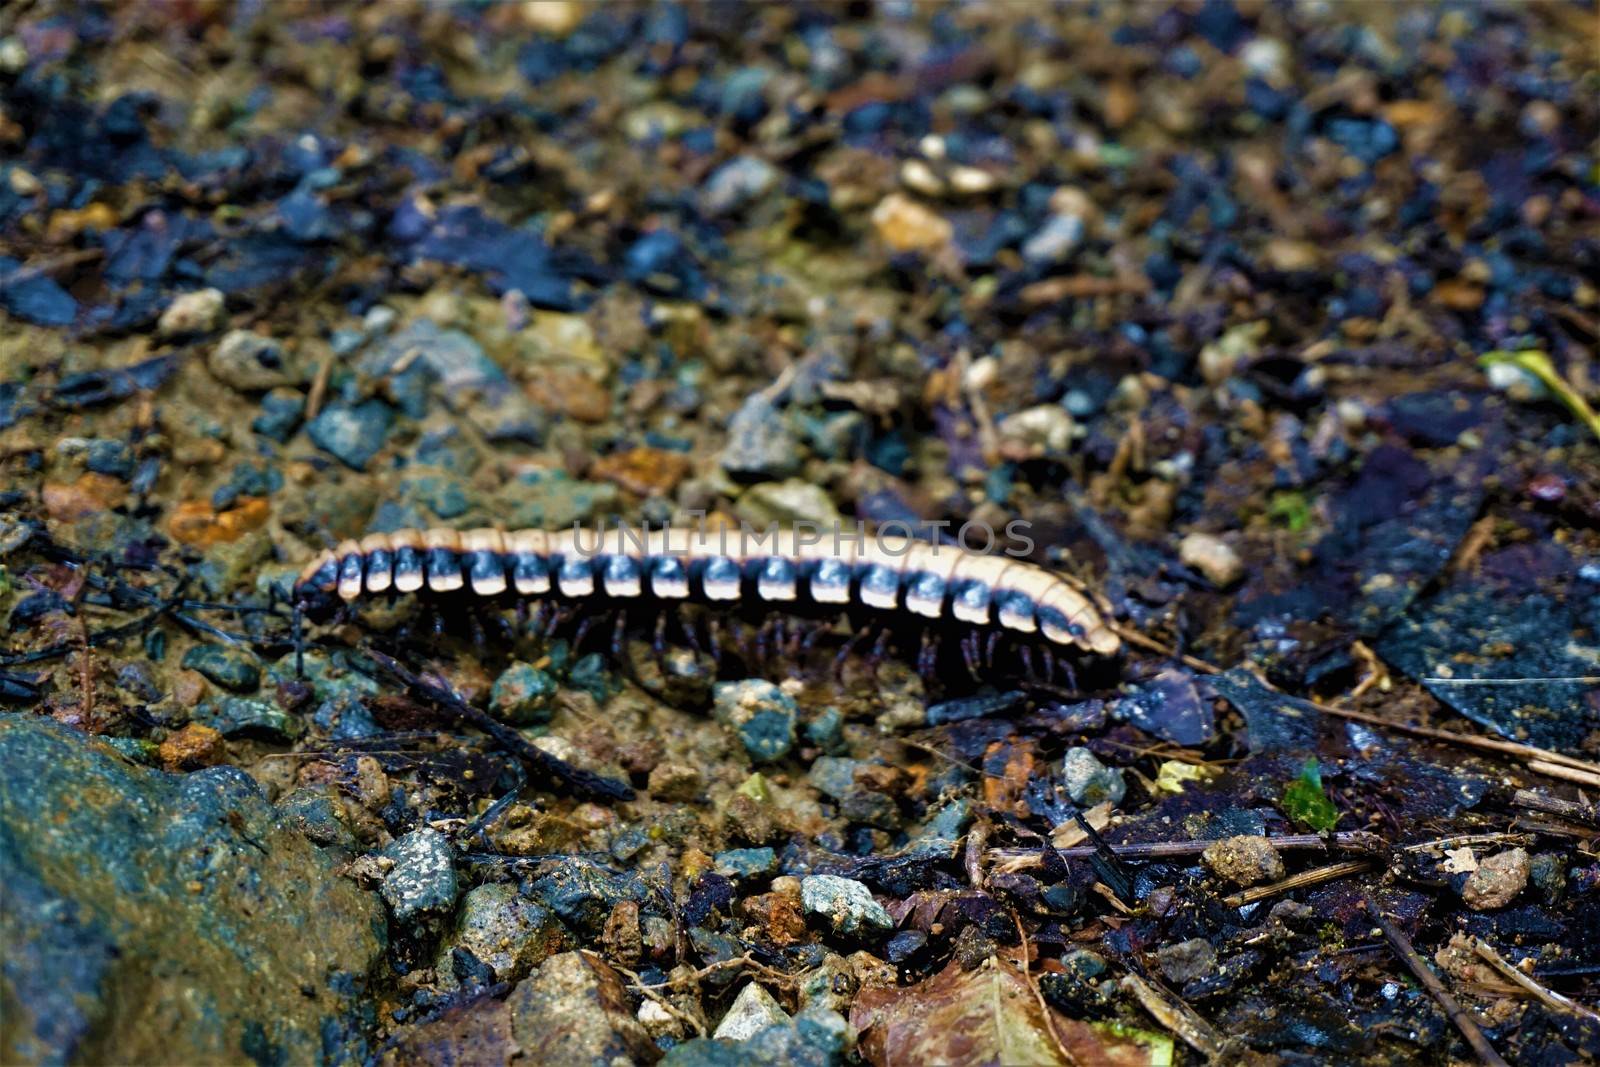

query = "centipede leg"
652;611;668;658
771;617;787;665
572;614;597;650
541;603;566;640
917;631;937;679
961;630;981;679
754;618;772;668
800;621;825;658
1041;647;1057;684
984;631;1000;669
866;626;890;672
683;612;706;657
611;610;628;659
832;626;872;680
707;617;725;671
1019;644;1037;683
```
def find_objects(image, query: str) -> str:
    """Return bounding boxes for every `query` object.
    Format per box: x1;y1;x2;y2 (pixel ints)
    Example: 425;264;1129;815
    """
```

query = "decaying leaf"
851;956;1159;1067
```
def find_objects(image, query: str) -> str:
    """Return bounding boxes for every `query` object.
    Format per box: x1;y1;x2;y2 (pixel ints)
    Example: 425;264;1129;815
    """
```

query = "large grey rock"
0;716;384;1066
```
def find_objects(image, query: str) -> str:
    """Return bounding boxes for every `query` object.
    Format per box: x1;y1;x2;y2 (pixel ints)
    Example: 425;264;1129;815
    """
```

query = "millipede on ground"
293;525;1121;691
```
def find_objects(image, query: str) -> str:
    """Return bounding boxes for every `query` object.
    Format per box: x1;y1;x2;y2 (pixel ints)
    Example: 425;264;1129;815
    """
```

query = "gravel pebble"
1061;746;1126;806
208;329;294;391
1462;848;1531;910
712;982;789;1041
1179;532;1245;587
157;288;226;336
800;874;893;936
381;828;460;926
1202;835;1286;887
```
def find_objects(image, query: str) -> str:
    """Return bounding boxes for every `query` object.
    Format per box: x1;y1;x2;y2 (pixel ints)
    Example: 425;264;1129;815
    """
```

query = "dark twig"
1070;808;1134;903
989;830;1389;865
1364;899;1509;1067
460;761;528;848
360;649;635;802
1512;788;1600;828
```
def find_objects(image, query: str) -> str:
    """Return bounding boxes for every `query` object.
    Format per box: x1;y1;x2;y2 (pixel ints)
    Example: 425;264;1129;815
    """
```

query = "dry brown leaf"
851;956;1154;1067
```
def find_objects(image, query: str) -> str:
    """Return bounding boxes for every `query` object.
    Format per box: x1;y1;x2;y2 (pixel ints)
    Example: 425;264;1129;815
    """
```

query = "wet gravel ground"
2;3;1598;1064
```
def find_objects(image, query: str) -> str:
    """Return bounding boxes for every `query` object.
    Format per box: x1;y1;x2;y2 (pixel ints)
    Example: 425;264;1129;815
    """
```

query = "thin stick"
607;956;707;1038
988;830;1387;866
1364;900;1509;1067
1512;788;1600;827
992;830;1530;868
1109;622;1221;674
1471;938;1600;1024
1013;914;1080;1067
1525;760;1600;789
1221;860;1373;908
1110;649;1600;780
1292;690;1600;777
1119;972;1220;1057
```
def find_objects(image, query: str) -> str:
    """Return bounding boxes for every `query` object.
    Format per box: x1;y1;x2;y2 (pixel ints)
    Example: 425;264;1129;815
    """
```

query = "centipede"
292;526;1120;688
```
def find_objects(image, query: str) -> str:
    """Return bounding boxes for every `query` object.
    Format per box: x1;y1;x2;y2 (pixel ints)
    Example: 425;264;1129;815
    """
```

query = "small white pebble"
1180;532;1244;587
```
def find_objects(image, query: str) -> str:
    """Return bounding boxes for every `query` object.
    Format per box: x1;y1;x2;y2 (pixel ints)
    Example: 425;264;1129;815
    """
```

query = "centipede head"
290;565;343;677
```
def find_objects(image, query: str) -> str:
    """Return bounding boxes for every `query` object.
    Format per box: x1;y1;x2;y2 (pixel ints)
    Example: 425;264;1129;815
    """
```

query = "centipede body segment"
294;526;1121;661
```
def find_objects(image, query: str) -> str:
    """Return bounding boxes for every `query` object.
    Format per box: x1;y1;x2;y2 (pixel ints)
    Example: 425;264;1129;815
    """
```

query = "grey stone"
1157;938;1218;984
1061;746;1126;806
720;394;800;480
275;785;355;849
713;680;797;763
192;696;301;740
506;951;658;1066
736;479;842;527
180;643;261;692
208;329;295;391
800;875;893;936
381;828;459;925
359;319;546;443
703;155;780;216
490;662;559;725
437;882;570;988
713;847;778;879
713;982;789;1041
1021;212;1084;264
306;399;394;470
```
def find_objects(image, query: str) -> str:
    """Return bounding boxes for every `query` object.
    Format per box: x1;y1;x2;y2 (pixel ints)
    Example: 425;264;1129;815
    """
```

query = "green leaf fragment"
1283;757;1339;832
1480;349;1600;444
